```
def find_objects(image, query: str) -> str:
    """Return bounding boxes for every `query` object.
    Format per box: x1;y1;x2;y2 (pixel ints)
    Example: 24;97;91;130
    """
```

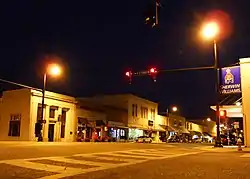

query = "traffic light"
144;2;156;28
219;110;227;118
149;67;158;82
125;70;132;84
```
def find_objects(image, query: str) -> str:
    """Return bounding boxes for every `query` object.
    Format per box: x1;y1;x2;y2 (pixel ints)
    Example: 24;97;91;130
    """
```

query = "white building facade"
0;88;77;142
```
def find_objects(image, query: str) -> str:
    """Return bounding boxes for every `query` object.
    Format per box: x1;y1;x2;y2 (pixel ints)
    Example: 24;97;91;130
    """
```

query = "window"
61;110;67;138
49;107;56;118
8;114;21;137
179;120;182;127
141;107;148;119
151;109;155;120
132;104;138;117
190;123;192;130
37;106;42;121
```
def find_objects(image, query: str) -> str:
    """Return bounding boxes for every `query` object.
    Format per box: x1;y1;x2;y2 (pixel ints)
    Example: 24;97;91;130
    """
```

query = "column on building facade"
240;58;250;147
43;105;50;142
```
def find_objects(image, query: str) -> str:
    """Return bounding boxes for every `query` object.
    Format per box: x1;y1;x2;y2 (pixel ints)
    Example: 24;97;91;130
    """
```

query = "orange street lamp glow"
47;64;61;76
201;22;219;40
172;106;178;112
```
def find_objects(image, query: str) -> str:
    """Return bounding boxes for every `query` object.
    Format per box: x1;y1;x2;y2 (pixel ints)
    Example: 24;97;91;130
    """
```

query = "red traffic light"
125;71;132;77
149;67;157;74
148;67;157;82
125;70;132;84
219;110;227;118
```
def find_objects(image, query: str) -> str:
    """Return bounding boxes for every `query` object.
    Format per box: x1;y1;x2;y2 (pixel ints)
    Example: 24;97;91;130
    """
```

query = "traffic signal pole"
155;0;159;25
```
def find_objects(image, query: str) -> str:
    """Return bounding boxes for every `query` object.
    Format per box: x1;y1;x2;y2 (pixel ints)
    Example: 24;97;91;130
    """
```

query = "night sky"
0;1;249;119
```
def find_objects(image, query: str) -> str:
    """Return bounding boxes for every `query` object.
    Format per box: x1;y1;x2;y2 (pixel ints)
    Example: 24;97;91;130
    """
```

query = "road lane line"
3;159;83;173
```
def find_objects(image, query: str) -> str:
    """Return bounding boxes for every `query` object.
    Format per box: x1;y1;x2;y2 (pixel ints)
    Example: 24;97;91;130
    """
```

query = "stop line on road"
0;148;201;179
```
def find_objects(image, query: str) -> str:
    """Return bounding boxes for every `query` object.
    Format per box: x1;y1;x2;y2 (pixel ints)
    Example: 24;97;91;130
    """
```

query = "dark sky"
0;0;249;119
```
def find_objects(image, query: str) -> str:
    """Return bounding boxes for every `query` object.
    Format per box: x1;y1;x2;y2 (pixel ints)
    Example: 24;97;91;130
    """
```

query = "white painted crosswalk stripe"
0;148;202;179
240;154;250;158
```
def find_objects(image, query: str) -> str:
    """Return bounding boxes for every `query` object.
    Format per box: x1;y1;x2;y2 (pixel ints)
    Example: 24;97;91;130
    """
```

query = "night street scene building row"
0;88;216;143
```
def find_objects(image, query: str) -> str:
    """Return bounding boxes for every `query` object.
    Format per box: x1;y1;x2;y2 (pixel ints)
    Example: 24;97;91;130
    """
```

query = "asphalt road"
0;142;249;179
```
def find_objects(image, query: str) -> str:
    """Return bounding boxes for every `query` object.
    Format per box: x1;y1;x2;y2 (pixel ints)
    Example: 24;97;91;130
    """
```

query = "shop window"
49;107;56;118
174;119;177;126
151;109;155;120
132;104;138;117
120;129;125;137
141;107;148;119
8;114;21;137
37;106;42;121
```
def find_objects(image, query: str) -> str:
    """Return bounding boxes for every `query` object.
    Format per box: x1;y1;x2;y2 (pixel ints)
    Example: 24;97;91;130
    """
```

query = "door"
48;124;55;142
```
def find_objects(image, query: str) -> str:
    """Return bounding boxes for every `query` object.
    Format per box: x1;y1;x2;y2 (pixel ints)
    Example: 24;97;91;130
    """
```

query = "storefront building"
81;94;168;142
210;57;250;146
0;88;77;142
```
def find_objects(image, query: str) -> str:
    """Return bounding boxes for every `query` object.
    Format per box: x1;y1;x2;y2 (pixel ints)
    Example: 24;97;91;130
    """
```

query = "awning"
179;127;190;134
203;132;212;137
108;121;126;128
168;126;178;132
210;105;242;118
190;131;202;136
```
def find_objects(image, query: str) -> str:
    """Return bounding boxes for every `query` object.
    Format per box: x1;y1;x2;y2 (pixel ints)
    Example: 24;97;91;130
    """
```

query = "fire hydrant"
237;138;243;152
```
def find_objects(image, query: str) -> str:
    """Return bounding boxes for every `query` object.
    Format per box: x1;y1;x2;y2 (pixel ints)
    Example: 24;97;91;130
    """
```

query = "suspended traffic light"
219;110;227;118
149;67;158;82
125;71;132;84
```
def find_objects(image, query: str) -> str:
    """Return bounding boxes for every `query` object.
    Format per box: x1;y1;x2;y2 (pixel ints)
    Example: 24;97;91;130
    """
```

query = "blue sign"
220;66;241;94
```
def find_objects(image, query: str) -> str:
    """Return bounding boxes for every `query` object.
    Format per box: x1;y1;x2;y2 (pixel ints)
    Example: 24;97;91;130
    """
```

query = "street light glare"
47;64;61;76
236;102;241;106
172;106;177;112
207;118;211;122
201;22;219;40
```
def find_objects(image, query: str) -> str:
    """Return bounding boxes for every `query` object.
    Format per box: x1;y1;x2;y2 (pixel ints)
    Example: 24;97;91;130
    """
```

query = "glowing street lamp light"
38;63;62;142
201;22;219;40
207;118;211;122
47;64;61;76
172;106;178;112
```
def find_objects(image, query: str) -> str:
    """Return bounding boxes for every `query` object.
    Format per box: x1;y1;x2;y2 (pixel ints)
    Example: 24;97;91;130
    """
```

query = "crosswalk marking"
46;157;114;167
3;159;82;173
240;154;250;158
0;148;202;179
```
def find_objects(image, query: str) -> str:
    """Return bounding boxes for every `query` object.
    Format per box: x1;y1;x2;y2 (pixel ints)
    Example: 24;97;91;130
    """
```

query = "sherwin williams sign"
220;66;241;94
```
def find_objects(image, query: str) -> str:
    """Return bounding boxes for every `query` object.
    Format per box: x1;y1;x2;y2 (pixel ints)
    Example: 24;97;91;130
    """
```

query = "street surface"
0;142;249;179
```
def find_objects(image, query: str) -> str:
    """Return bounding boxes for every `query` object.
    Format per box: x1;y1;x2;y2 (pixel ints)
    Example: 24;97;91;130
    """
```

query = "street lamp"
172;106;178;112
207;118;211;122
38;63;62;141
201;21;223;147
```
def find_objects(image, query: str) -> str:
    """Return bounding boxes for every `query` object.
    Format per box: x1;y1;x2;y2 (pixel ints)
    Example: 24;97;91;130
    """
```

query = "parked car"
136;136;152;143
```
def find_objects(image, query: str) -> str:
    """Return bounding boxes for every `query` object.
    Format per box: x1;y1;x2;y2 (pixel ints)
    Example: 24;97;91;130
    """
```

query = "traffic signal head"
125;71;132;84
148;67;157;82
219;110;227;118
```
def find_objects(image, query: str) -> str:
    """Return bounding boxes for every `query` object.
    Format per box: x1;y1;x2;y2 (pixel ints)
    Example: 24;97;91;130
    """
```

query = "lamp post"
166;106;178;127
201;22;223;147
38;64;61;142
